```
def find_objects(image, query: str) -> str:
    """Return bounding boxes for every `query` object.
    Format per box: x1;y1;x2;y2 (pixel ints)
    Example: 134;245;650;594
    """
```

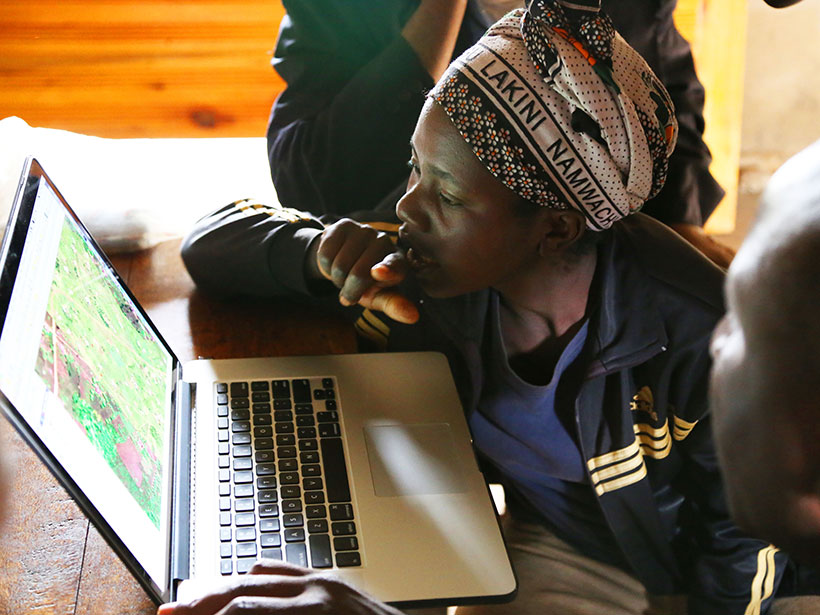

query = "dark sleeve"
180;199;328;297
605;0;724;226
267;0;433;215
669;338;787;614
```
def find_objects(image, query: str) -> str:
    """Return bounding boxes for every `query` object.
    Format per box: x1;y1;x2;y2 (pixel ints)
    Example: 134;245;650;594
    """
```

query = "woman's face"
396;100;549;299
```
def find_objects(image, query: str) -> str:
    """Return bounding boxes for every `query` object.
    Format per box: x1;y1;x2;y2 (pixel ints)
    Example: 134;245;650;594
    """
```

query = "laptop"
0;158;516;608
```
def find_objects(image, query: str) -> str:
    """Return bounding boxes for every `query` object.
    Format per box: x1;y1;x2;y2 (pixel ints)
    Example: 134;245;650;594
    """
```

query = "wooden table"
0;239;356;614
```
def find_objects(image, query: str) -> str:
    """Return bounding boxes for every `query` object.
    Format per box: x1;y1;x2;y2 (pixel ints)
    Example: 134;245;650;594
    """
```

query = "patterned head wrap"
429;0;677;230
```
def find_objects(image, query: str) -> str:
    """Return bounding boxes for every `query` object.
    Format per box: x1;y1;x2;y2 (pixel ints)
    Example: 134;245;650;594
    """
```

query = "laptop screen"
0;162;176;591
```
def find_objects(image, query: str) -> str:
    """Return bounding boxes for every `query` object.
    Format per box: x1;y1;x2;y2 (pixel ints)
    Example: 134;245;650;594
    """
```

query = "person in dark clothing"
164;4;818;613
266;0;735;266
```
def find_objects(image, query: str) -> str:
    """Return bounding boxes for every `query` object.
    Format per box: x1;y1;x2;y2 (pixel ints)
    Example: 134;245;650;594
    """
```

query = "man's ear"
538;210;586;256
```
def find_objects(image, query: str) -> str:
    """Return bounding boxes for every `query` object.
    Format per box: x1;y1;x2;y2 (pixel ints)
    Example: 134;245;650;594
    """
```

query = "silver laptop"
0;158;516;608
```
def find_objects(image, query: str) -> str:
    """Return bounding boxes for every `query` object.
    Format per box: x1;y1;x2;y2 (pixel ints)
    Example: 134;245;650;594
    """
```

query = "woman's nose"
396;182;430;233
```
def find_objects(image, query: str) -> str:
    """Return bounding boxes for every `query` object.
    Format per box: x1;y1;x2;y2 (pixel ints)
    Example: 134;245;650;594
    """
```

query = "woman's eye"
438;192;460;207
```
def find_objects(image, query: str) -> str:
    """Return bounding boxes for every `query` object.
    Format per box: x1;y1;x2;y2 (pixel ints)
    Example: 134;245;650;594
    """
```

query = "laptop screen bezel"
0;157;182;604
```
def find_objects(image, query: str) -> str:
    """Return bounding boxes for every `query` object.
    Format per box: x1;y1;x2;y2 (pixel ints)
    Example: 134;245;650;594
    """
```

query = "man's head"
710;139;820;565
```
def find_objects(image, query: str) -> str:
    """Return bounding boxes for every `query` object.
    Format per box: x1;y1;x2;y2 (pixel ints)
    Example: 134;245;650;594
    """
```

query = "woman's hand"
308;219;419;324
158;560;405;615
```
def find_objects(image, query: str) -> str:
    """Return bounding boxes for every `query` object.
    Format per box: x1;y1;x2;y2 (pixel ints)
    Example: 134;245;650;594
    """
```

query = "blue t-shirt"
470;293;628;568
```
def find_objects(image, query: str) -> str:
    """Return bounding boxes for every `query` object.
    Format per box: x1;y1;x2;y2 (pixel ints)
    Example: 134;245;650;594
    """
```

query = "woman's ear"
538;210;586;256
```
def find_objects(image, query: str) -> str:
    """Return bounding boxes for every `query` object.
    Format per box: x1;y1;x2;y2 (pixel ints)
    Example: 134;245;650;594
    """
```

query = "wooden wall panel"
0;0;286;138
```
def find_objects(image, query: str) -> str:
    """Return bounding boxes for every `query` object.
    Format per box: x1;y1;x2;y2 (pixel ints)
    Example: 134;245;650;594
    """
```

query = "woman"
176;2;785;613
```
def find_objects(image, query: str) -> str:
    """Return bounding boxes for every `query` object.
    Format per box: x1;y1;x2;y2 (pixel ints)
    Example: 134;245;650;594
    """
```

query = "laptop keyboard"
215;377;361;574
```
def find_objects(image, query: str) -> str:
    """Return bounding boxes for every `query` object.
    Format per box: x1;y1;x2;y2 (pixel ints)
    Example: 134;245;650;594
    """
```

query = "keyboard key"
232;433;251;445
234;484;254;498
258;490;278;503
302;464;321;477
237;542;257;558
217;393;229;405
231;409;250;421
273;410;293;422
286;543;308;567
254;426;274;438
219;512;231;526
275;422;295;434
233;470;253;484
235;498;255;512
283;513;304;527
260;533;282;548
278;446;297;459
272;380;291;399
331;522;356;536
219;483;231;497
297;427;317;439
299;439;318;451
220;559;232;575
336;552;361;567
278;459;298;472
306;504;326;518
257;476;277;490
295;403;314;415
218;469;230;482
217;417;229;430
317;411;339;423
255;451;275;463
280;472;299;485
236;558;256;574
296;415;315;427
233;458;252;471
260;518;280;532
235;512;256;526
313;389;326;400
282;499;302;513
325;399;338;411
305;492;325;505
232;421;250;433
261;548;283;560
281;485;301;499
274;399;293;410
233;445;252;457
303;475;326;493
220;527;232;542
259;503;279;517
285;528;306;542
218;455;230;468
231;398;250;410
319;423;341;438
236;527;257;542
334;537;359;551
321;439;352;503
276;435;296;446
220;543;232;558
230;382;249;398
253;414;272;426
251;381;269;391
292;379;311;404
219;497;230;511
322;378;334;389
329;504;354;521
255;438;274;450
218;442;230;455
309;534;333;568
217;405;229;417
251;391;270;403
300;451;320;464
253;403;271;414
256;463;276;476
216;383;228;394
308;519;329;533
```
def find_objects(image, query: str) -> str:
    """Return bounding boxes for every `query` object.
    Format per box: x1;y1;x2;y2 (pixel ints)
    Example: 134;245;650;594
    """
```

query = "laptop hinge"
171;379;194;586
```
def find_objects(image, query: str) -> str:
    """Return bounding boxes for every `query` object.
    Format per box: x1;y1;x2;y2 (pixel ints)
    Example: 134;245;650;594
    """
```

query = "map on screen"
32;215;172;529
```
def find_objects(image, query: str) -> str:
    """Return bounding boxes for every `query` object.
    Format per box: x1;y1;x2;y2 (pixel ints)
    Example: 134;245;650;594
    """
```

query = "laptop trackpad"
364;423;466;497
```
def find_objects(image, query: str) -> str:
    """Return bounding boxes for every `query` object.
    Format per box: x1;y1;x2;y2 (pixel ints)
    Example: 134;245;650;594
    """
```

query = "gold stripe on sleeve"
672;415;698;441
587;439;641;472
594;462;648;496
633;420;672;459
361;309;390;338
354;315;388;350
744;545;780;615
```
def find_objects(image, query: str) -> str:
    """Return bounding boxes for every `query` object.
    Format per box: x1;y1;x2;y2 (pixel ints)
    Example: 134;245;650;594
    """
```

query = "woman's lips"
406;246;437;271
